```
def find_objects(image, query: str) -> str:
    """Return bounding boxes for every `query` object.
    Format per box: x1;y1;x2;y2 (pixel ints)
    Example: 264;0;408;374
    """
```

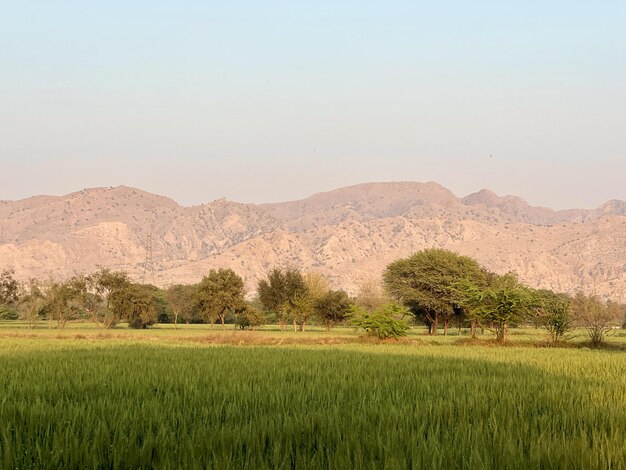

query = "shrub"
349;302;410;340
235;305;265;330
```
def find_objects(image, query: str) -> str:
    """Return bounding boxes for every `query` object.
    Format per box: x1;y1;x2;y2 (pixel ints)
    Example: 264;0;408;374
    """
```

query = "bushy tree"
384;249;487;335
111;284;158;329
315;289;352;331
18;280;46;329
258;268;307;331
40;279;85;329
295;272;329;332
87;269;131;329
196;269;246;328
165;284;199;328
457;273;532;343
235;304;266;330
572;292;619;347
349;302;410;340
532;289;573;346
0;270;20;317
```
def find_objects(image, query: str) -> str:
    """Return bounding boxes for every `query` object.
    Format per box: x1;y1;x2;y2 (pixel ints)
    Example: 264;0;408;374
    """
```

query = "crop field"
0;326;625;469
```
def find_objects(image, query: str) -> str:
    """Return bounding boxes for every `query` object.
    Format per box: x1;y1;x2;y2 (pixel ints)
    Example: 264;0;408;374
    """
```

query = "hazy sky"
1;1;625;209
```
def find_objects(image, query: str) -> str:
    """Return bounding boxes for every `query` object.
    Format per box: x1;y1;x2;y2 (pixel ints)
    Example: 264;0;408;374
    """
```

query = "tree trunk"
431;314;438;335
300;318;306;332
293;318;298;332
443;318;449;336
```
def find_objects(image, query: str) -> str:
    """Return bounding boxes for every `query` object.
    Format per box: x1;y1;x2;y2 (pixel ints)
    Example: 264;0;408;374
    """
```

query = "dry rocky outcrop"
1;182;625;301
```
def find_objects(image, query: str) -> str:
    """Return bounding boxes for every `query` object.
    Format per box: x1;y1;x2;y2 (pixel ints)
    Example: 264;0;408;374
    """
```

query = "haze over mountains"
1;181;626;300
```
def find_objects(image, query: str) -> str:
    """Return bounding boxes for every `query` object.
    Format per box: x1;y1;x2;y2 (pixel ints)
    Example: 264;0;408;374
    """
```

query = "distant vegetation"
1;248;625;346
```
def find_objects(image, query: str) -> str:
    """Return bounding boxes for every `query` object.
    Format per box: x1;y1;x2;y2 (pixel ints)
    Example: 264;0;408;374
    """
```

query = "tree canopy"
384;248;487;335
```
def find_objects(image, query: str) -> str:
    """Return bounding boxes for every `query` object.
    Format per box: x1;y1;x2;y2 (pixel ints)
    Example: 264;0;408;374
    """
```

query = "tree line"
1;248;625;346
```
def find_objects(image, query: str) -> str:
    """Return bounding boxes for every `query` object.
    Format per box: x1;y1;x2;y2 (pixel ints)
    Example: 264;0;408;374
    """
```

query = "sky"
1;1;625;209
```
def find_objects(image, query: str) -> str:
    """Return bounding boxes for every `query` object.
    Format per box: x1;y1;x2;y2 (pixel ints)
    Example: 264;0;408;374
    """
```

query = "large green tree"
86;269;131;329
40;279;85;329
458;272;532;343
257;268;307;331
165;284;199;328
196;269;246;328
110;283;158;329
384;248;487;335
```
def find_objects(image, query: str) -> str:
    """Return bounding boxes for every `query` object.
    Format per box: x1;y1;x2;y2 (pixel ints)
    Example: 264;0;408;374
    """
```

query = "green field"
1;325;625;468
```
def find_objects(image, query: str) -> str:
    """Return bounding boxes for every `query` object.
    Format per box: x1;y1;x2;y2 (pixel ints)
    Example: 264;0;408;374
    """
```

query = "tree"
384;249;487;335
349;302;410;340
296;272;329;332
87;269;131;329
0;270;20;317
532;289;573;346
165;284;198;328
196;269;246;328
235;303;265;330
315;290;352;331
355;277;388;313
572;292;619;347
110;283;158;329
18;280;46;329
457;273;532;343
257;268;307;331
40;279;83;329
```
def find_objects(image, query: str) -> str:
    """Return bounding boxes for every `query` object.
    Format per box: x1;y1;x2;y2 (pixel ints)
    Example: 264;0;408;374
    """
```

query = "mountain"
1;182;626;301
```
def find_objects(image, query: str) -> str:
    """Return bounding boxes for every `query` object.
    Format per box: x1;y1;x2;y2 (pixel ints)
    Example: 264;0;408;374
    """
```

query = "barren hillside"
1;182;625;300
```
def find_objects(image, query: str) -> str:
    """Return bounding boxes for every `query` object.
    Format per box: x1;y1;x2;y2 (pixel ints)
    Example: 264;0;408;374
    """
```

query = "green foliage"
40;279;84;329
384;248;487;335
234;304;265;330
17;280;46;328
257;268;307;330
110;284;158;329
349;302;410;339
0;305;19;320
531;289;573;345
196;269;246;327
0;270;20;308
165;284;200;326
457;273;533;343
314;289;352;330
87;269;131;328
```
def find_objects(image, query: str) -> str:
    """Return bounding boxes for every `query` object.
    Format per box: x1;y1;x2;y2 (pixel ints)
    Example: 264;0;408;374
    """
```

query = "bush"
235;305;265;330
0;305;19;320
349;302;410;340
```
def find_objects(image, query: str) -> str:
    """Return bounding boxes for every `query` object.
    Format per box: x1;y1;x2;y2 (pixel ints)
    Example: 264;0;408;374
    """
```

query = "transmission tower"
142;225;155;284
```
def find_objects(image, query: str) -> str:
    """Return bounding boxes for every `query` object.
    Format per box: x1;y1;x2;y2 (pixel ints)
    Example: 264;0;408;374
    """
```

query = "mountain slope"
1;182;625;300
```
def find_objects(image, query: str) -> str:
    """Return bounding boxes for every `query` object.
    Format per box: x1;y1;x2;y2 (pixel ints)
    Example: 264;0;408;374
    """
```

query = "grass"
0;326;625;468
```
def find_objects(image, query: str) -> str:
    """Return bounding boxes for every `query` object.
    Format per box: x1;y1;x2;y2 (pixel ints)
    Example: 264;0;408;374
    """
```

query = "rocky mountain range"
1;181;626;300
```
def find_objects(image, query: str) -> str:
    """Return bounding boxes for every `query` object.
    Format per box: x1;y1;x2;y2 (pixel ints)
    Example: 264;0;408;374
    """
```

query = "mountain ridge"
1;182;625;300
